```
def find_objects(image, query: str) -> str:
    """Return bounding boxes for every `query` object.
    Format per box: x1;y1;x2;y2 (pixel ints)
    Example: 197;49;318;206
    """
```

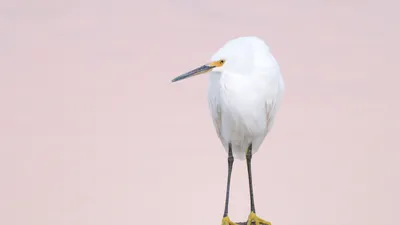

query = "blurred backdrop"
1;1;399;225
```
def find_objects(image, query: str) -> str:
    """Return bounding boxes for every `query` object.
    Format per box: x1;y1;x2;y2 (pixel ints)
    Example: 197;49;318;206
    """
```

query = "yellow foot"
247;212;271;225
222;216;238;225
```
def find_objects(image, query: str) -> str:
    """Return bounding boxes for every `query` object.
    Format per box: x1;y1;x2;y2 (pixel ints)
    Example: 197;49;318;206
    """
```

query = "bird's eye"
220;60;225;65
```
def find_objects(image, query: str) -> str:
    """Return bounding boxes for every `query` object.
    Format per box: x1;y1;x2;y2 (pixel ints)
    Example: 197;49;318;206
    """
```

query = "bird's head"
171;36;262;83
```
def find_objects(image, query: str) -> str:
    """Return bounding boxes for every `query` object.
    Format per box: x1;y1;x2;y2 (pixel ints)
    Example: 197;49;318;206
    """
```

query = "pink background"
1;0;399;225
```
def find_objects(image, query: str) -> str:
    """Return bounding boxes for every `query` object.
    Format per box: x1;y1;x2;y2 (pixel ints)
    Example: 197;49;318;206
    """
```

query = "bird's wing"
208;94;223;140
265;99;278;133
264;85;284;134
264;70;285;134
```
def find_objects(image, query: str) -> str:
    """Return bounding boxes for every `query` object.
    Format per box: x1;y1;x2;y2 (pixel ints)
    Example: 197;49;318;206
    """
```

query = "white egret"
171;36;285;225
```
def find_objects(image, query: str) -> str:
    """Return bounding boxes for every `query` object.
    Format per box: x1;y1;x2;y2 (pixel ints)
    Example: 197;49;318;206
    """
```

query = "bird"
171;36;285;225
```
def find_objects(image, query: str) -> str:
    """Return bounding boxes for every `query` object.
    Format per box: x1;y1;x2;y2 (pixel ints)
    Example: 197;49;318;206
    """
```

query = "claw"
247;212;271;225
222;216;238;225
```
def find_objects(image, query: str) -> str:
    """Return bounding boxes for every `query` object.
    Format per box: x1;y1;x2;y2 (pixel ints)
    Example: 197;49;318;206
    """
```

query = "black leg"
246;143;256;213
223;143;234;217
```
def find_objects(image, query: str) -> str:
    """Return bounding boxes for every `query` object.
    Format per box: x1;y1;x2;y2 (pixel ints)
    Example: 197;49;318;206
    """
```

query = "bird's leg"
246;144;271;225
222;143;237;225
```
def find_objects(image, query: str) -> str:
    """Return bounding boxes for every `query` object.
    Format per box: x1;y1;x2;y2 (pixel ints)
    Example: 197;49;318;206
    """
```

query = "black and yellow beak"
171;60;225;83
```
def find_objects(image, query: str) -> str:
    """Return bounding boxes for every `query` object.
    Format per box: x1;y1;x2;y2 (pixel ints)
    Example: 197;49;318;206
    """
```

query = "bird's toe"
222;216;238;225
247;212;271;225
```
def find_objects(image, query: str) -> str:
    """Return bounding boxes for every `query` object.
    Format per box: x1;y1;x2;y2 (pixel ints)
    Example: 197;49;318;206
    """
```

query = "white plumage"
171;36;285;225
207;36;284;160
171;36;284;159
